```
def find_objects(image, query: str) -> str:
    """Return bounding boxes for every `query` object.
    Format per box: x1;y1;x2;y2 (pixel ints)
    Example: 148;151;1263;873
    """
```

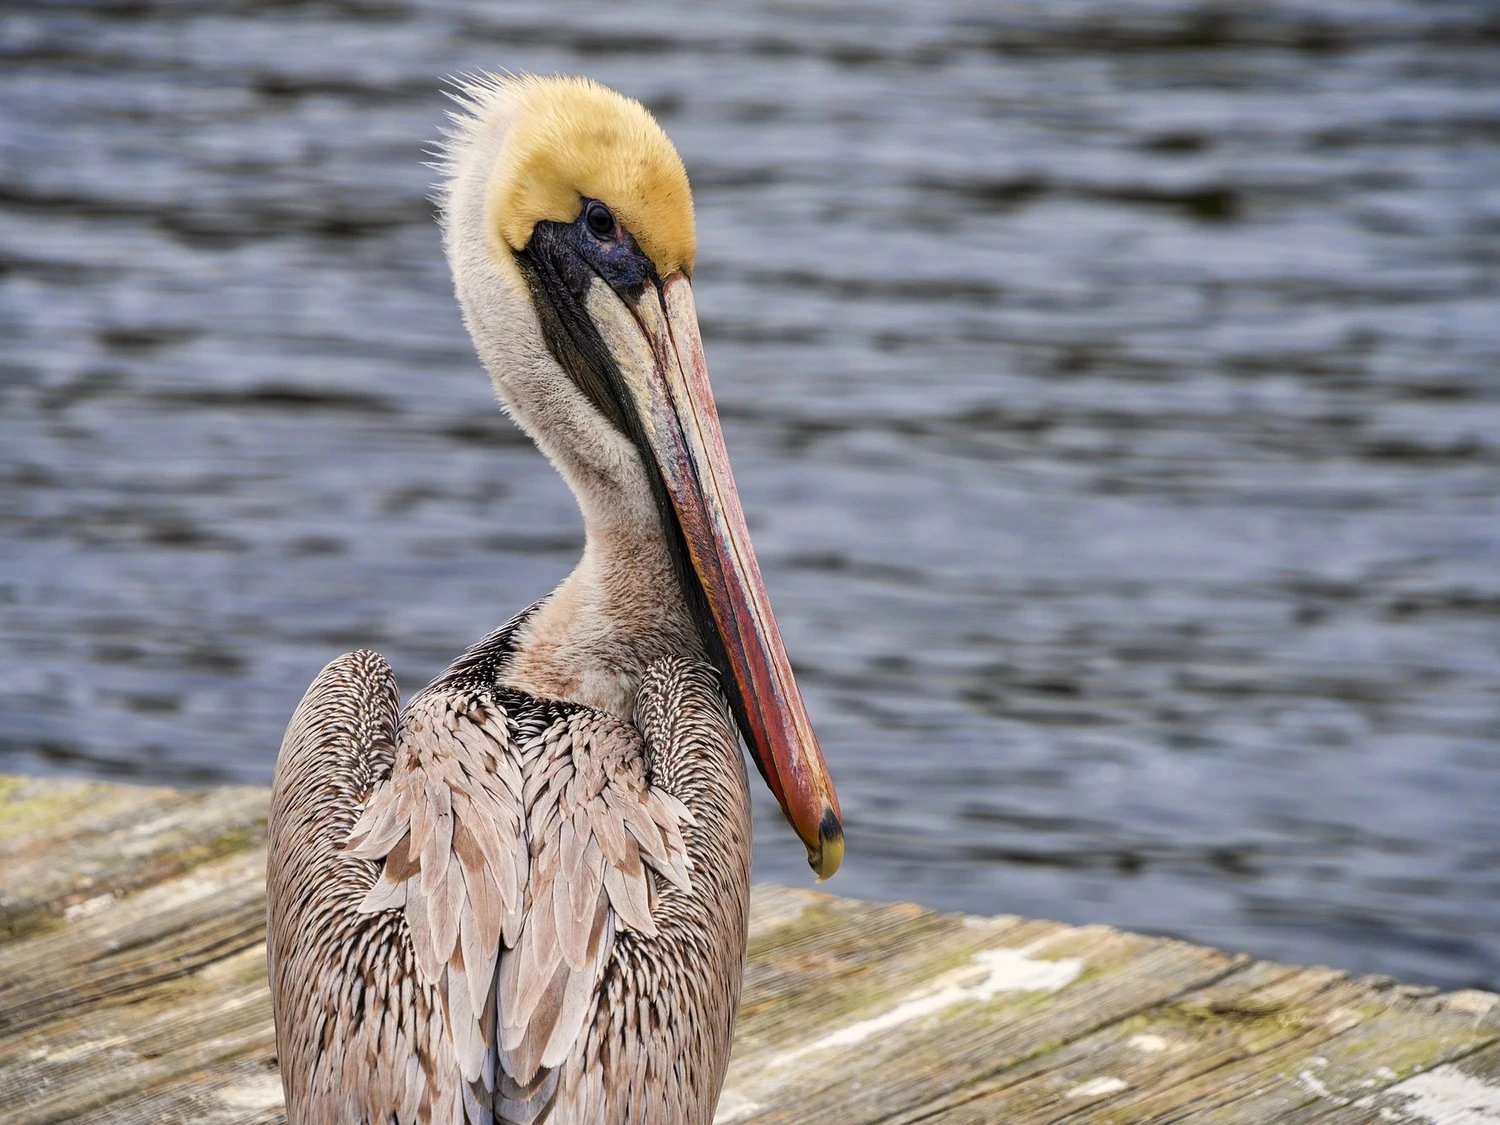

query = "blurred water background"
2;0;1498;990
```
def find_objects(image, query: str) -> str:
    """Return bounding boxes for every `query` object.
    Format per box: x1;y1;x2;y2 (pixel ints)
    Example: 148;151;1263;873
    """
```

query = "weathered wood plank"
0;775;1495;1125
876;963;1498;1124
1299;1024;1500;1124
0;775;267;943
2;943;275;1124
0;849;266;1036
719;920;1244;1123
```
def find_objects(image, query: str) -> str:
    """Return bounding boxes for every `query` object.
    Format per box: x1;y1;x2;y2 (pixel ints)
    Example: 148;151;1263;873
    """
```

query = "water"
2;0;1498;991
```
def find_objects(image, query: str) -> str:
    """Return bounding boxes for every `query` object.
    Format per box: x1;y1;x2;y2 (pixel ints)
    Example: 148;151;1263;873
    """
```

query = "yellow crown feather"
484;75;695;277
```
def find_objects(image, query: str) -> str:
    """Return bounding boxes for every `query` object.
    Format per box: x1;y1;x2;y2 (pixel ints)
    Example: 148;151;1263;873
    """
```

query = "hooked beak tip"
808;802;844;882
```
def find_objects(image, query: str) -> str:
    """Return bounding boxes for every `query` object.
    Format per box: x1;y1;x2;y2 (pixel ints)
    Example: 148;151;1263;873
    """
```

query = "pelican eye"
585;201;616;239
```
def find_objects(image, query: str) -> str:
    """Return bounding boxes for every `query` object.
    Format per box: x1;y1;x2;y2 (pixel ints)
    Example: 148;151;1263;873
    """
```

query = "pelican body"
266;75;842;1124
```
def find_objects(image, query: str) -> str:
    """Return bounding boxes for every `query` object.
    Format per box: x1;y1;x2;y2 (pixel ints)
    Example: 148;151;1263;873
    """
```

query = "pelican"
266;74;843;1124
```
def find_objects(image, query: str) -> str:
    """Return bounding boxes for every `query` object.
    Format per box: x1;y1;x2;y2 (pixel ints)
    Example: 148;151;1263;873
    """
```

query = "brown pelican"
266;74;843;1124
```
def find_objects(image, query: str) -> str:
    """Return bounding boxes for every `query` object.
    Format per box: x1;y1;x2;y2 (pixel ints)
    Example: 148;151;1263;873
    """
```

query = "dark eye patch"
572;199;655;295
511;200;661;436
516;202;655;298
513;225;629;436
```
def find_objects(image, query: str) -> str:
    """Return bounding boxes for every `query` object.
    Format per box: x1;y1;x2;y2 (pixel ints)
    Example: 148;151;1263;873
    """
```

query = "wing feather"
273;643;701;1124
268;649;470;1125
342;690;531;1119
488;704;694;1103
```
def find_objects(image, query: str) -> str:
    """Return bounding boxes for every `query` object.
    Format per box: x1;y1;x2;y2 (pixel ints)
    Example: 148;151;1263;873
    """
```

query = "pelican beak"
584;273;843;880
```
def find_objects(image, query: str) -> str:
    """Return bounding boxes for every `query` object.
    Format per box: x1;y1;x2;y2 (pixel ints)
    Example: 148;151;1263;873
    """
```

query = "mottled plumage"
269;618;750;1124
268;71;839;1125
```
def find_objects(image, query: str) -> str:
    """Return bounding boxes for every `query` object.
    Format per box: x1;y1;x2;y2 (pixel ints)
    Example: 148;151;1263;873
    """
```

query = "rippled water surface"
3;0;1499;989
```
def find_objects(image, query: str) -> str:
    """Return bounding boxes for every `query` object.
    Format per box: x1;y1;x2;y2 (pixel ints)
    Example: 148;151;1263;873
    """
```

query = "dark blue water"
2;0;1498;991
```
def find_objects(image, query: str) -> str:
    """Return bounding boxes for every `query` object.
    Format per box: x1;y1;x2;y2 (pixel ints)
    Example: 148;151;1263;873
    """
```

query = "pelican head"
438;74;842;879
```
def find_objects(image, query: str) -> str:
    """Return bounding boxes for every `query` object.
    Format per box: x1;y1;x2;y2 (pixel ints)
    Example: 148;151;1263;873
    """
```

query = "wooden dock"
0;774;1496;1124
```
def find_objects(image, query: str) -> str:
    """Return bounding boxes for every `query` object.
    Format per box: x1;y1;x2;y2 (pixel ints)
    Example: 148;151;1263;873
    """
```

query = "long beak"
585;273;843;879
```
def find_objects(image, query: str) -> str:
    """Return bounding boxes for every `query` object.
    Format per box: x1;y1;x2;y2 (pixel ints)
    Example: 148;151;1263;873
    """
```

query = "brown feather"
269;637;751;1125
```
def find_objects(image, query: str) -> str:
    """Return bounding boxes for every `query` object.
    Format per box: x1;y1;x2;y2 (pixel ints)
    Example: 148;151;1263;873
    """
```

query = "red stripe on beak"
592;273;843;878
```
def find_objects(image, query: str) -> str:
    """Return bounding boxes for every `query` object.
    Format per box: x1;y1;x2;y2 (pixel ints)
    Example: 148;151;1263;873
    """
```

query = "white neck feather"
439;84;701;717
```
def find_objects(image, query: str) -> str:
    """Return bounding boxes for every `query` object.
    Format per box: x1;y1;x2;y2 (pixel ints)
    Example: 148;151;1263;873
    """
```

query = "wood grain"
1;775;1495;1124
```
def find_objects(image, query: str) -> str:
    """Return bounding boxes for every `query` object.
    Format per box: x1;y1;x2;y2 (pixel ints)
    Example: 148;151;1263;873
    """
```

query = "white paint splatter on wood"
216;1075;285;1111
1384;1066;1500;1124
771;943;1083;1065
1068;1076;1128;1098
713;1090;762;1123
63;893;115;920
1298;1063;1351;1106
